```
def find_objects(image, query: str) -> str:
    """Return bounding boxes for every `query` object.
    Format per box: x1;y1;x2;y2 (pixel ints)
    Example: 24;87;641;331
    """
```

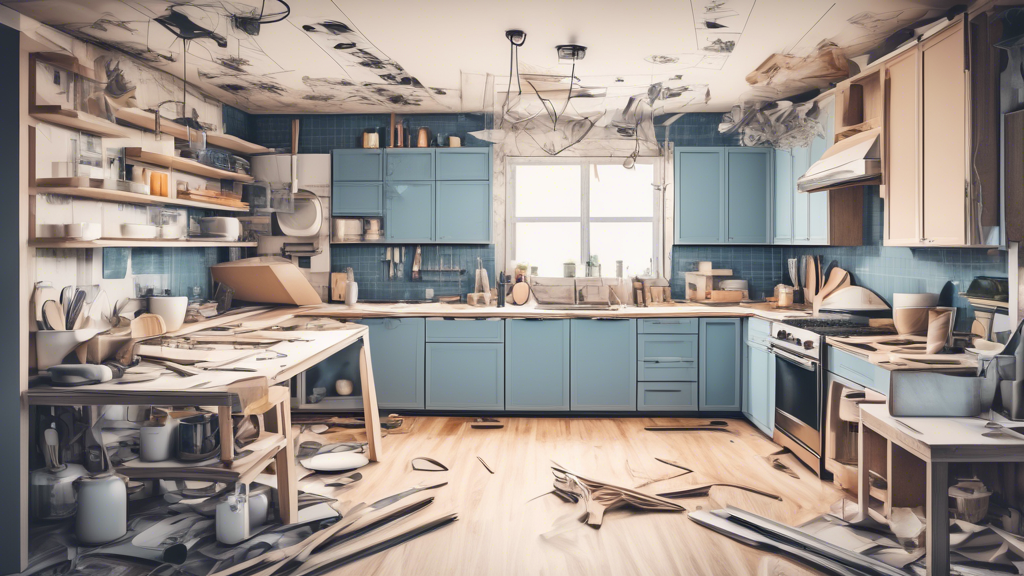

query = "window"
508;158;659;278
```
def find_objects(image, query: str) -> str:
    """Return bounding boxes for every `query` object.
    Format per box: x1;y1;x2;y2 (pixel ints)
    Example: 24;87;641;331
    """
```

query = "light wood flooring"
293;417;844;575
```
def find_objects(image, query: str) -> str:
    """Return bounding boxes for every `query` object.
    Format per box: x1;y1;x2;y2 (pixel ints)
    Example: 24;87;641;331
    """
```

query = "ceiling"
3;0;964;114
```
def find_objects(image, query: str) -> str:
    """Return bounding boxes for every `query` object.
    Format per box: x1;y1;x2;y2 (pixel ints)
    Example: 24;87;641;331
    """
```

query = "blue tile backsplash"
330;244;495;302
672;189;1008;330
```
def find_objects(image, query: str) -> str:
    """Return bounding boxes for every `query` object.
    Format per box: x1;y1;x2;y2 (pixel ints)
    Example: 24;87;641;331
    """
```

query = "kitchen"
3;1;1024;575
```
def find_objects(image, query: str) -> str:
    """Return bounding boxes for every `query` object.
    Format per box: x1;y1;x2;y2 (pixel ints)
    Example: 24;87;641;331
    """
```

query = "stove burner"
780;317;898;338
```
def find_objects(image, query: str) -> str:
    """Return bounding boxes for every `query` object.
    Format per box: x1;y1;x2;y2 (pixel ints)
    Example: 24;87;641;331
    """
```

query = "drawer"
638;381;698;411
746;317;772;347
827;346;889;395
638;334;698;381
426;318;503;342
638;318;699;334
332;149;382;182
436;148;491;180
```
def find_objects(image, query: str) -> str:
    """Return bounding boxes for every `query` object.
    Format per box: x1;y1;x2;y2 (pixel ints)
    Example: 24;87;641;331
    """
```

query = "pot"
76;474;127;545
177;413;220;461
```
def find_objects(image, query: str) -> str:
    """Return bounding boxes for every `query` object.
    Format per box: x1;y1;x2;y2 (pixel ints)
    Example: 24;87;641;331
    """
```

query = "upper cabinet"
674;147;770;245
877;16;999;246
773;99;863;246
385;149;435;181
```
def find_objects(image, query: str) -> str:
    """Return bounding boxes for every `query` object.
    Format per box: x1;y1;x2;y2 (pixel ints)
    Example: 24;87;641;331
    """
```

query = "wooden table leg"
265;398;297;524
218;405;234;463
857;414;870;521
358;334;383;462
926;460;950;576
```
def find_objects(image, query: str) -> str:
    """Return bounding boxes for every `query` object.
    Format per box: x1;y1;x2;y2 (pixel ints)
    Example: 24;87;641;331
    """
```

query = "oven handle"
770;346;818;371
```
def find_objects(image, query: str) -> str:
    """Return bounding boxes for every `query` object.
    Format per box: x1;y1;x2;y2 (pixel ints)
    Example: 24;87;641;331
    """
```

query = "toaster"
199;217;241;240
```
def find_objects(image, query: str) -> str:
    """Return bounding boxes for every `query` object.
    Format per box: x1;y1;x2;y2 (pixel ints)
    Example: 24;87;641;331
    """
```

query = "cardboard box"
211;257;322;306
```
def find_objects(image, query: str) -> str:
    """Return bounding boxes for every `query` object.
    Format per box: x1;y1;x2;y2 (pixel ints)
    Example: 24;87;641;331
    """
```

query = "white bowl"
36;329;100;370
148;296;188;332
121;224;158;239
65;223;101;241
893;293;939;308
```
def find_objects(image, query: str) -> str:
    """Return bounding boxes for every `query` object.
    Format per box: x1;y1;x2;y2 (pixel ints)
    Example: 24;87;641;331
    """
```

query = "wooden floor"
294;417;844;576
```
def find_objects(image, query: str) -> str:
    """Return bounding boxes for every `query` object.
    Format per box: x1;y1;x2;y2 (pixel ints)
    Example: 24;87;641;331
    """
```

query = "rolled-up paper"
927;309;953;354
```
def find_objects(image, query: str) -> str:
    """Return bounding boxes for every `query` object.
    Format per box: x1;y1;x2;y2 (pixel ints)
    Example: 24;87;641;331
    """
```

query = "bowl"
121;223;158;239
149;296;188;332
892;293;939;308
36;329;101;370
64;223;101;241
893;306;932;335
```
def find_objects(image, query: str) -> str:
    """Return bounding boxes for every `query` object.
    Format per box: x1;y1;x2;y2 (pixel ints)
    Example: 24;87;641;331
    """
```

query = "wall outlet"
425;288;434;299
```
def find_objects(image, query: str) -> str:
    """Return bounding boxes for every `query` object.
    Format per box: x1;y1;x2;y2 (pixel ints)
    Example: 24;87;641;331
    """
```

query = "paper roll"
926;309;953;354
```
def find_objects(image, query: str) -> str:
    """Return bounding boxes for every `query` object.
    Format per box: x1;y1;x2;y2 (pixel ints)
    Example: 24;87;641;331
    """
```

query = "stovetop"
781;317;898;338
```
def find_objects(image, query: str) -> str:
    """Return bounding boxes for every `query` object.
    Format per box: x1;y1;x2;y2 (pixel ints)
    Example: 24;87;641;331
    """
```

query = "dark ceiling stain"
103;59;135;99
646;55;679;64
88;18;137;34
303;93;335;101
302;76;355;88
155;6;227;48
334;42;356;50
218;83;249;93
319;21;353;35
432;88;447;95
217;56;251;73
704;20;728;29
370;86;421;106
354;49;386;69
302;24;316;32
252;80;287;96
662;86;693;99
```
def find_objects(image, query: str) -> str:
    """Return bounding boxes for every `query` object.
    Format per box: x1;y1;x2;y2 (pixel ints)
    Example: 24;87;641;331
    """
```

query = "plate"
300;451;369;473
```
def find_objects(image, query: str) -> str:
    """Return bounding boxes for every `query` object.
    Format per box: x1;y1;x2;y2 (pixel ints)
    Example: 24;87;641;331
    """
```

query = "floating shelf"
32;185;249;212
115;107;271;155
125;147;254;183
30;238;257;249
30;106;132;139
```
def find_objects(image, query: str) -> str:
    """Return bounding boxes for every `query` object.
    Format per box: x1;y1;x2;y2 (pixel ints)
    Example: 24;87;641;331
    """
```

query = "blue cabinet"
773;149;793;244
792;147;811;243
743;341;774;435
505;319;570;410
436;148;491;180
332;149;382;182
332;182;383;216
675;148;725;244
726;148;771;244
773;99;835;246
426;318;503;342
426;342;504;410
385;149;435;181
385;181;434;242
435;181;491;243
638;381;699;411
570;318;637;410
675;147;771;245
699;318;742;410
359;318;424;410
637;334;698;382
638;318;699;334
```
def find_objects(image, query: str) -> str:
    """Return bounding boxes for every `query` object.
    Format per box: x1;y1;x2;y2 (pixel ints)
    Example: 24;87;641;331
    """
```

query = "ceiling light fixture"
556;44;587;61
505;29;526;46
499;29;527;128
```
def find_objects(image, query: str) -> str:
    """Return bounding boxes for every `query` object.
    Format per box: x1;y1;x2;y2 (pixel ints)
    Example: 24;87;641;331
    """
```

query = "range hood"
796;128;881;193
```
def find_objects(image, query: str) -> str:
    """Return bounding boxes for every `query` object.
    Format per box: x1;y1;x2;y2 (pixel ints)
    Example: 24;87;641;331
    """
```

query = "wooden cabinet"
570;318;637;411
358;318;424;409
883;48;921;246
699;318;742;411
505;319;570;411
674;147;771;245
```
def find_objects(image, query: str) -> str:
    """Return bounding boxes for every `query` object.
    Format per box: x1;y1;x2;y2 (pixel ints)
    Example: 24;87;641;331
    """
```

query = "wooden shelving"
116;434;286;483
29;106;132;139
125;147;254;183
30;238;257;249
32;185;248;212
115;107;271;155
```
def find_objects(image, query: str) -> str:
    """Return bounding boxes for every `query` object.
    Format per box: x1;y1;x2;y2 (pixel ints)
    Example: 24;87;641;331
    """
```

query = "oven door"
772;346;823;457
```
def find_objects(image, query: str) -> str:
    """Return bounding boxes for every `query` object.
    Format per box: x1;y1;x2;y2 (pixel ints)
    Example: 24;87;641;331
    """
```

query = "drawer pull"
645;357;691;364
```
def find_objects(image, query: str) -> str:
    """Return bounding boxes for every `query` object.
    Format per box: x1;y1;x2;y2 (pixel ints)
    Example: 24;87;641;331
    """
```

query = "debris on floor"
764;447;801;479
471;417;503;429
548;462;685;528
658;483;783;502
411;456;448;471
477;456;495;474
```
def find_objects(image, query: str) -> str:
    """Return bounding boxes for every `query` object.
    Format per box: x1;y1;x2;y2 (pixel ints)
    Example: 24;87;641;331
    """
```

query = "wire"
260;0;290;24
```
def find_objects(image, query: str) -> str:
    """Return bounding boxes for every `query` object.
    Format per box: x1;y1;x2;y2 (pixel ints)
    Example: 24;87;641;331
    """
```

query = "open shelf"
116;434;286;483
125;147;255;183
115;107;271;155
30;238;257;249
30;106;132;139
32;185;249;212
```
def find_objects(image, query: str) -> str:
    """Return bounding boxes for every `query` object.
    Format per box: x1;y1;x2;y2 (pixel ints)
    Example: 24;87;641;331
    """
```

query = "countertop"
827;334;979;372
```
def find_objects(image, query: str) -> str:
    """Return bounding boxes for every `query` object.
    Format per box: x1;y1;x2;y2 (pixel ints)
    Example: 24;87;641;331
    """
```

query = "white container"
140;415;178;462
76;474;127;545
121;223;159;239
36;329;100;370
149;296;188;332
199;217;241;240
216;485;250;545
346;281;358;305
248;490;269;529
64;222;101;241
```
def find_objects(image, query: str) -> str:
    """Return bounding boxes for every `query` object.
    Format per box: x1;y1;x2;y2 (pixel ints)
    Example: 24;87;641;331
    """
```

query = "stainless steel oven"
769;322;827;476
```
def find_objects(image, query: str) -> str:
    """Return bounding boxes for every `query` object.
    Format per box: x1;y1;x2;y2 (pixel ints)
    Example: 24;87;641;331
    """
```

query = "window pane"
590;163;654;218
514;222;581;277
515;164;581;217
590;222;653;277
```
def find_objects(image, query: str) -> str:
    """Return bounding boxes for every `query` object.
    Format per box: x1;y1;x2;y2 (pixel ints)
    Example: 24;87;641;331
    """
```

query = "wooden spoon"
41;300;65;331
115;314;168;365
813;268;850;315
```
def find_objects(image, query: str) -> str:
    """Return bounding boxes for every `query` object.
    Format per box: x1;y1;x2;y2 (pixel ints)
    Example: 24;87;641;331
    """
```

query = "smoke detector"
556;44;587;62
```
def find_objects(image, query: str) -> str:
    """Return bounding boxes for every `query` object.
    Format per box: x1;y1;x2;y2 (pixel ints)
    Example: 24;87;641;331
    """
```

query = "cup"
149;296;188;332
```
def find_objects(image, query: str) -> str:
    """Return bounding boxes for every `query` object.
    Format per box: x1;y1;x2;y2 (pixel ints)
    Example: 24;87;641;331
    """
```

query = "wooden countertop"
827;334;978;372
861;403;1024;462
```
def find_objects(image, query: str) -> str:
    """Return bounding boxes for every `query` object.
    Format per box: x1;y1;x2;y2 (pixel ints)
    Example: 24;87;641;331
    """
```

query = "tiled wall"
671;189;1008;330
655;113;744;147
100;246;231;300
329;244;495;302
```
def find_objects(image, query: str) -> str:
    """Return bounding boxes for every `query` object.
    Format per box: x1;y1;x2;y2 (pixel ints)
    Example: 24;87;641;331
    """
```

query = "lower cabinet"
505;319;570;411
426;342;504;410
699;318;742;410
743;341;775;435
570;318;637;411
297;344;364;410
638;381;699;411
359;318;425;410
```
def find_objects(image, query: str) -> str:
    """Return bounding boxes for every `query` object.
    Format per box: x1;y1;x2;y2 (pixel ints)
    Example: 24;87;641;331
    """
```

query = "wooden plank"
29;108;131;138
218;405;234;464
32;185;248;212
124;147;255;182
266;400;297;524
29;238;257;248
926;460;950;576
827;187;864;246
115;107;271;155
359;334;384;462
890;442;927;511
1005;110;1024;243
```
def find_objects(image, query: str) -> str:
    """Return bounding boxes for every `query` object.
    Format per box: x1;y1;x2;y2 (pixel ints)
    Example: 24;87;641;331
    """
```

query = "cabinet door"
385;149;435;181
435;181;491;243
921;23;967;245
570;318;637;410
637;334;698;381
675;148;725;244
331;182;382;216
808;104;831;245
773;148;793;244
332;149;382;182
884;48;922;246
436;148;491;180
746;344;771;434
699;318;742;410
300;346;364;410
426;343;504;410
505;319;569;410
359;318;424;409
726;148;771;244
385;181;434;242
792;147;811;243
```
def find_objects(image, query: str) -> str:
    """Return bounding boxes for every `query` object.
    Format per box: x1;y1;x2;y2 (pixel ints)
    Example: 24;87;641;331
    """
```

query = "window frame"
505;156;662;276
